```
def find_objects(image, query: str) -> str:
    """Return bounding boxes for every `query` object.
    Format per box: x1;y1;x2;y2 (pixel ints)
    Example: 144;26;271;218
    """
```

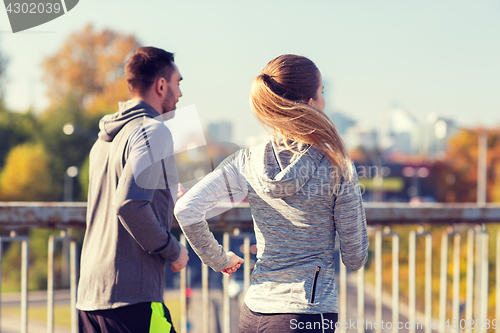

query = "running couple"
77;46;369;333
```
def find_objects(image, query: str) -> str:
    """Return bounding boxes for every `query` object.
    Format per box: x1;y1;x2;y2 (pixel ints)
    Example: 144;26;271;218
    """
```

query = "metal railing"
1;202;500;333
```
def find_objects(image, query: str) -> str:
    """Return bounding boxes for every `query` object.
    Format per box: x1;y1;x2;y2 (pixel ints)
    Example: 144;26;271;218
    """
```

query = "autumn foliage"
430;127;500;202
42;24;140;115
0;143;55;201
0;24;143;203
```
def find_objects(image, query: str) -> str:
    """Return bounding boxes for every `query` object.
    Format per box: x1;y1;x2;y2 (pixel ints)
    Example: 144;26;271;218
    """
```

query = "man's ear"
156;77;166;97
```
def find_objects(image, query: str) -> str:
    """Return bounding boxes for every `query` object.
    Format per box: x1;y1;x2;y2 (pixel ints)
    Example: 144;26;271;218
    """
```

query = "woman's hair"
250;54;353;187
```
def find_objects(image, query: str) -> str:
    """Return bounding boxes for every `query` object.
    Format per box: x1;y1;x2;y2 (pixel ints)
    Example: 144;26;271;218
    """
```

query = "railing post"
339;256;347;333
480;230;489;333
472;224;490;333
375;230;382;333
243;236;251;295
425;232;432;333
439;230;449;333
496;229;500;333
48;235;55;333
407;225;432;333
0;235;2;329
393;232;400;333
223;232;230;333
375;227;400;333
357;265;365;333
474;225;482;323
466;228;475;333
452;232;461;333
409;230;416;333
70;239;78;333
438;227;462;333
47;230;78;333
21;236;28;333
201;262;209;333
0;231;30;333
180;234;187;333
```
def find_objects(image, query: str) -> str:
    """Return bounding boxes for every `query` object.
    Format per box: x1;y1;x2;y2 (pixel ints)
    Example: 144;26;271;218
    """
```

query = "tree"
492;163;500;202
0;108;37;167
78;155;90;201
42;24;140;115
0;44;6;101
37;95;98;200
429;127;500;202
0;143;56;201
39;24;141;200
0;45;37;170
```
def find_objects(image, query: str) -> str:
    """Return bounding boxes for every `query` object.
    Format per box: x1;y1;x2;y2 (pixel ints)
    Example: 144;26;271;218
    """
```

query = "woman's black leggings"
239;303;338;333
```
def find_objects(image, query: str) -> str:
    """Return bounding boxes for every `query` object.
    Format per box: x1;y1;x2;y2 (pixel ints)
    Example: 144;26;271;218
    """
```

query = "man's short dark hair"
125;47;175;96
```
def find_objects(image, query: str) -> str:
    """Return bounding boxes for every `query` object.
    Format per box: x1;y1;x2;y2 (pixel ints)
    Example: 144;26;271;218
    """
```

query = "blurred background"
0;0;499;331
0;0;498;204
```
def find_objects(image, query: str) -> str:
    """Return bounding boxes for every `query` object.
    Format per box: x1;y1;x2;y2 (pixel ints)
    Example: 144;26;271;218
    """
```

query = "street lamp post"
62;166;79;288
64;166;79;202
477;132;487;205
63;123;98;140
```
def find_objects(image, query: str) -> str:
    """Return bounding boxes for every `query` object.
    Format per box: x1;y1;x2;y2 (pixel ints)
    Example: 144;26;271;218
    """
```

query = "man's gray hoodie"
77;100;181;310
175;138;369;314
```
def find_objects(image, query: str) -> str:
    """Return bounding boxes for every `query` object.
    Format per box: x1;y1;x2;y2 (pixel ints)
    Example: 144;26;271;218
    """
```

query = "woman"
174;54;369;333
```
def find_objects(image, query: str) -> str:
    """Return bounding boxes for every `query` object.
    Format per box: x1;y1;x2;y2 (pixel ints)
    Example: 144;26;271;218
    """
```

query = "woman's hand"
177;183;187;199
221;251;244;276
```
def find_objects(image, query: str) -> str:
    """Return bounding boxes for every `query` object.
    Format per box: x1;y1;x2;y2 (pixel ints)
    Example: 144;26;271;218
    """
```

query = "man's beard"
161;86;176;114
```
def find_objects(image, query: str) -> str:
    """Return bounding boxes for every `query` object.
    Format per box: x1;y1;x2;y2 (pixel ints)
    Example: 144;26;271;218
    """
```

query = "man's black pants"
78;302;176;333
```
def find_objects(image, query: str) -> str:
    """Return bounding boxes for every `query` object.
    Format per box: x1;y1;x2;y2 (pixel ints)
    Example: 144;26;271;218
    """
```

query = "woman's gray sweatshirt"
174;138;368;314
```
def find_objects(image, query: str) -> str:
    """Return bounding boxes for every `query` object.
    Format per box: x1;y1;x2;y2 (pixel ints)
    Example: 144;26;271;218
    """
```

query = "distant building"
376;108;458;157
328;111;357;135
379;108;419;154
208;122;232;143
421;113;458;157
343;123;379;150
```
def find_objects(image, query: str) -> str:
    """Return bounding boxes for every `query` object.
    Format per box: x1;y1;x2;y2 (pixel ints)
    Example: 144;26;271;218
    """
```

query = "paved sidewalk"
1;277;431;333
0;315;71;333
0;290;71;333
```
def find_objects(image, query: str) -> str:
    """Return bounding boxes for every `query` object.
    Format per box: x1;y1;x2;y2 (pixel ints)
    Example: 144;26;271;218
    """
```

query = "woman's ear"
307;98;314;106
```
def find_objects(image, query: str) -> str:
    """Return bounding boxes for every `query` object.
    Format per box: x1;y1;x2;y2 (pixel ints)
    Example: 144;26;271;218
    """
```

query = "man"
77;47;188;333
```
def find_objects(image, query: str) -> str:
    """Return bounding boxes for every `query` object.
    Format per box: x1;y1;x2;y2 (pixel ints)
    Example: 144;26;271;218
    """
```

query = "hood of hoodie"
97;100;160;142
251;138;324;199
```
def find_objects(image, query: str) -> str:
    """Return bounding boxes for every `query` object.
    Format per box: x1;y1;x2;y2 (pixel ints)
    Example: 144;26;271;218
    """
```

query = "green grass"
358;177;404;191
2;304;72;327
165;299;181;329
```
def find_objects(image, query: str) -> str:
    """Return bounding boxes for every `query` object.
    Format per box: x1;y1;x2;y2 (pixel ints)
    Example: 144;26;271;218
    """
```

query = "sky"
1;0;499;146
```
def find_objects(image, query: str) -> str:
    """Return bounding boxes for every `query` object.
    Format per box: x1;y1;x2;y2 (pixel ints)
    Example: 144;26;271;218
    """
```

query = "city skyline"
1;0;499;146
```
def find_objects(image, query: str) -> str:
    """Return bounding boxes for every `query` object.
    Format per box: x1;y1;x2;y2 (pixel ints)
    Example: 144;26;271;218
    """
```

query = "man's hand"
170;244;189;273
221;251;244;276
